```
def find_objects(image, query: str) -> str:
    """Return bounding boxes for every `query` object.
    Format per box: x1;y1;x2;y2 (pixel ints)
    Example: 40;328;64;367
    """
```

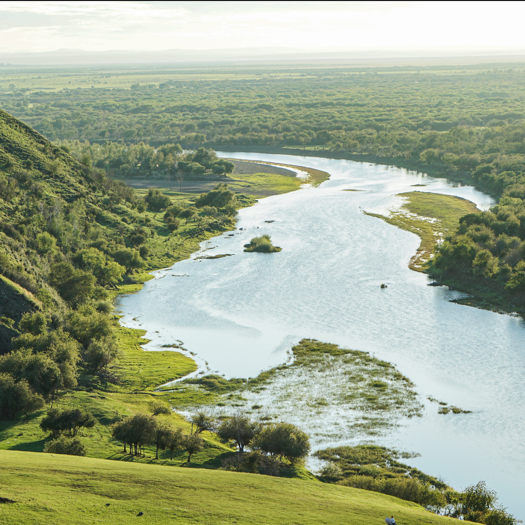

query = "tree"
0;373;44;420
150;422;173;460
113;414;157;456
96;261;126;287
217;414;260;453
254;423;310;464
19;312;47;335
49;262;96;306
40;408;96;438
84;336;120;373
35;232;56;254
66;308;114;349
111;248;144;272
451;481;517;524
111;418;132;454
9;329;80;395
0;350;65;400
165;427;184;460
182;433;203;463
191;412;216;435
144;188;171;211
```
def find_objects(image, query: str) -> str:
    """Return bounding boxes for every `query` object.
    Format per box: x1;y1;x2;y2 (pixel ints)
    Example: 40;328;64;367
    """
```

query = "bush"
244;235;282;253
340;475;446;507
151;401;171;416
253;422;310;464
144;188;171;211
0;373;44;419
44;436;87;456
222;451;284;476
40;408;96;438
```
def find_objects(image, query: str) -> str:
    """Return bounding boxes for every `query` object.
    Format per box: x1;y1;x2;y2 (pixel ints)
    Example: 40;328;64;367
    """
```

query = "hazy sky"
1;1;524;54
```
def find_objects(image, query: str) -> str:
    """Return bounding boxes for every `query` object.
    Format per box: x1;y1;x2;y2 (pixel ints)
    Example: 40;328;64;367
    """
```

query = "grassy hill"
0;450;456;525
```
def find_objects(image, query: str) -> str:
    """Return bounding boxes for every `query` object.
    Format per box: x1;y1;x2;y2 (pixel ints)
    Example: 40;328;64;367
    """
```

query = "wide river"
118;153;524;518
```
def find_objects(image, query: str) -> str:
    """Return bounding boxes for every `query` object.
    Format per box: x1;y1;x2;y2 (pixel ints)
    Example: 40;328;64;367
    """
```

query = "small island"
244;234;282;253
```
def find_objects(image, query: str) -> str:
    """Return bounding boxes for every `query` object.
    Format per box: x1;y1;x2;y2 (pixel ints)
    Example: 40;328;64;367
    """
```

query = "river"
117;153;524;518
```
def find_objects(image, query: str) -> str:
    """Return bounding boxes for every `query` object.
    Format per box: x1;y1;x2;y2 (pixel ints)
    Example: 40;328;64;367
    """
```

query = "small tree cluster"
111;413;203;462
40;408;96;438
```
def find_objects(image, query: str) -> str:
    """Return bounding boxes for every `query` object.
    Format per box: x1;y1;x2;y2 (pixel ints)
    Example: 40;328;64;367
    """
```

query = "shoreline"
113;157;331;383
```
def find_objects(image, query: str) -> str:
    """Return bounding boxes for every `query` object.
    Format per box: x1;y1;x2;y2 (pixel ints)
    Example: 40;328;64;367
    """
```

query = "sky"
1;1;524;55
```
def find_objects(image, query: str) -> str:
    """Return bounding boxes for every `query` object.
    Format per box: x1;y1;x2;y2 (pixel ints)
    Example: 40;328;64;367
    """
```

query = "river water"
117;153;524;518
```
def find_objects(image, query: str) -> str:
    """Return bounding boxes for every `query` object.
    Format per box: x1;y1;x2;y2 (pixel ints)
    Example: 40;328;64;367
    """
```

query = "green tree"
165;427;184;460
40;408;96;438
0;373;44;420
217;414;260;453
190;412;216;435
182;433;203;463
19;312;47;335
35;232;56;255
111;248;144;272
49;262;96;307
254;423;310;464
83;336;120;373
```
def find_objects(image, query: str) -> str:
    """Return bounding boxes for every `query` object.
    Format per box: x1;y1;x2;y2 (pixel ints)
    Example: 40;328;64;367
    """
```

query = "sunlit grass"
366;191;479;271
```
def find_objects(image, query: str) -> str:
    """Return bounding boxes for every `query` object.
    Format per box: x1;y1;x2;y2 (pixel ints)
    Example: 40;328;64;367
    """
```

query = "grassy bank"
366;191;479;271
0;450;457;525
0;159;326;469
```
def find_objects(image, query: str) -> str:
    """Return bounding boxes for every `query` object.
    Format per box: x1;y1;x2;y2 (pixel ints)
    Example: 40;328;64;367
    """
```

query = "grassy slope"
366;191;479;271
0;450;457;525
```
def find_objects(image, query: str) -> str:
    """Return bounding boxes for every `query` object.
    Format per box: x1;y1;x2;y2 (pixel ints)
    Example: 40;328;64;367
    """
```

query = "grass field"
0;450;457;525
366;191;479;271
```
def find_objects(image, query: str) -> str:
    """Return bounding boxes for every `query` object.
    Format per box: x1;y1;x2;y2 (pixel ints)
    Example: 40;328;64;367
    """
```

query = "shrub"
0;373;44;419
40;408;96;438
253;422;310;464
44;436;87;456
244;234;282;253
151;401;171;416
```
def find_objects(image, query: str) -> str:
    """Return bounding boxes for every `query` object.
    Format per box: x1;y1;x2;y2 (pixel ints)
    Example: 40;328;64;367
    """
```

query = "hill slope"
0;450;456;525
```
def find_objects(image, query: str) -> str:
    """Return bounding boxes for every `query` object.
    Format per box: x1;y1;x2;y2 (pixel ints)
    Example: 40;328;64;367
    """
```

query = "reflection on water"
118;153;524;518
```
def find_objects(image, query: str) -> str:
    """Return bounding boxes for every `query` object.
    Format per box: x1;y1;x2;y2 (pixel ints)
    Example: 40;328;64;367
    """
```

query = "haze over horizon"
1;1;524;61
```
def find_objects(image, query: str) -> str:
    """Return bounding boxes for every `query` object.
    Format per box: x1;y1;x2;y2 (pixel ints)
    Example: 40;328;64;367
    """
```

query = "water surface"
118;154;524;517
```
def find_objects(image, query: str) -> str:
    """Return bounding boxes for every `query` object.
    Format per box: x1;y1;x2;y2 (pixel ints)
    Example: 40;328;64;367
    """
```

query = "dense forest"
3;63;525;310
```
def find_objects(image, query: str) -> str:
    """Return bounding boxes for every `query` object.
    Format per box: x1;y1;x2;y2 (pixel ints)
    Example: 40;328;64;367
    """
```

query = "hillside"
0;450;456;525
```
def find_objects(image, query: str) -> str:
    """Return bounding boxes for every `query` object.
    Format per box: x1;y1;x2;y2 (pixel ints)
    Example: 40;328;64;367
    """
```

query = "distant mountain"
2;47;525;67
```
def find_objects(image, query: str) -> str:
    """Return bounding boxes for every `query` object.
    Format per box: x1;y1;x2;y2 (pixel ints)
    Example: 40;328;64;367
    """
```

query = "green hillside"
0;450;455;525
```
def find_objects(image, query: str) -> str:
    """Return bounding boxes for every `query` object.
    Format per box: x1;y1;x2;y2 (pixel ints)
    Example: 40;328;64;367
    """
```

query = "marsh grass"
177;340;423;447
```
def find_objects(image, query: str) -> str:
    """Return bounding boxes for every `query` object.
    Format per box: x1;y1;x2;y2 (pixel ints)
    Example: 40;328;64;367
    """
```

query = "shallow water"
118;153;525;518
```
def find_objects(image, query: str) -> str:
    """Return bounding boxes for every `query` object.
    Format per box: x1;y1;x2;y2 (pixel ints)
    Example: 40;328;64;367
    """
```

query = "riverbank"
216;146;523;317
0;157;327;469
365;192;479;272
